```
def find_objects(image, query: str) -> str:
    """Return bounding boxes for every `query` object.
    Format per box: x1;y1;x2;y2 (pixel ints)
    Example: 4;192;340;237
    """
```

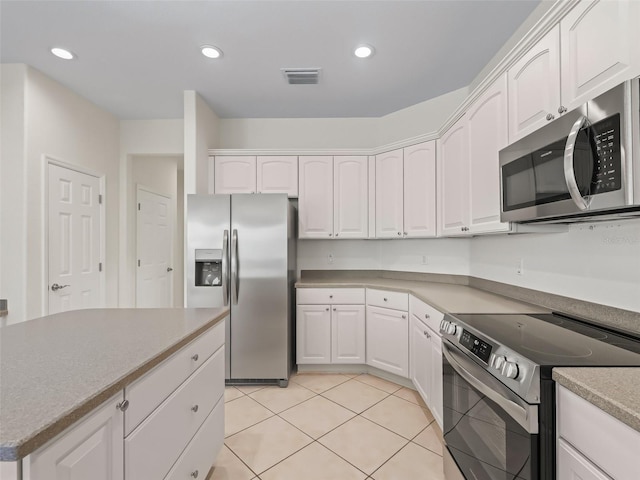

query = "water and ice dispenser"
194;249;222;287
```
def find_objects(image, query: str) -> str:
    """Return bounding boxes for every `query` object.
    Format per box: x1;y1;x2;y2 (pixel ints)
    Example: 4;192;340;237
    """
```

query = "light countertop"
0;307;228;461
553;367;640;433
296;275;549;315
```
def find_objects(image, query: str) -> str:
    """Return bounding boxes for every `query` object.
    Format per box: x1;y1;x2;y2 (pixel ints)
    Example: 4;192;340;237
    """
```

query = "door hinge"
138;260;141;267
99;194;103;205
138;203;141;211
99;262;103;272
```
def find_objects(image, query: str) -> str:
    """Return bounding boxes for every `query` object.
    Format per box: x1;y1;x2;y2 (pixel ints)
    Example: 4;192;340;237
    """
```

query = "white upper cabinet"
375;142;437;239
256;156;298;197
438;115;469;236
560;0;640;112
299;156;334;238
403;142;437;237
375;149;404;238
467;74;510;234
333;156;368;239
214;156;298;196
214;156;257;194
508;26;561;143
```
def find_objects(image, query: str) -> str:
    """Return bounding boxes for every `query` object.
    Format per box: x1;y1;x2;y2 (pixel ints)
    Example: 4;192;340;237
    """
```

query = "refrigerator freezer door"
230;194;289;380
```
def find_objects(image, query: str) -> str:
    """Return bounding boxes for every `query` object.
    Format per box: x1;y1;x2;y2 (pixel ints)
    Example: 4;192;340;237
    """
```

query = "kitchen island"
0;307;228;479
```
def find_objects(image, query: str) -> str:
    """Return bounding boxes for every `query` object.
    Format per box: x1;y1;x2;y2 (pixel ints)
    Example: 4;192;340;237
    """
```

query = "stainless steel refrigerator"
186;194;296;387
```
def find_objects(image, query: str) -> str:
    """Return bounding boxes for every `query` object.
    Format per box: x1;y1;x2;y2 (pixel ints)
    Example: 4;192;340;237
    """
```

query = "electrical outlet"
422;255;429;265
516;258;524;275
328;253;334;264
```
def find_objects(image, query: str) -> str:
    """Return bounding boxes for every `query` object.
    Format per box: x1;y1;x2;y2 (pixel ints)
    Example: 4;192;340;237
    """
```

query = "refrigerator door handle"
231;229;239;304
222;229;229;306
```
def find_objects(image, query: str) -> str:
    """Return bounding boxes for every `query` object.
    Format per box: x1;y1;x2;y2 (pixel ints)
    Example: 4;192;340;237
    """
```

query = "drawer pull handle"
329;295;333;298
116;399;129;412
191;404;199;413
191;470;199;478
191;354;199;362
383;298;388;302
425;313;430;319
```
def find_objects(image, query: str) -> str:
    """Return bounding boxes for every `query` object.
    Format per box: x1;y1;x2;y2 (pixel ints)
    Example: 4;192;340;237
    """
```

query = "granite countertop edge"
0;309;228;462
552;368;640;433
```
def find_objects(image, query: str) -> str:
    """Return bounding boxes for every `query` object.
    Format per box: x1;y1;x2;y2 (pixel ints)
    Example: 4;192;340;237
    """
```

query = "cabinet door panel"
331;305;365;364
366;306;409;378
561;0;640;112
214;156;257;194
438;116;469;236
403;142;437;238
298;156;333;238
557;440;610;480
467;75;510;234
296;305;331;363
334;156;368;239
431;334;443;429
508;26;561;143
375;149;404;238
257;156;298;197
24;394;124;480
410;315;432;406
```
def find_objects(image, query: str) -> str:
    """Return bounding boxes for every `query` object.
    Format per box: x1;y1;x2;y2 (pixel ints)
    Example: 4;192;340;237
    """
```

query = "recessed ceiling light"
354;44;374;58
201;45;223;59
51;47;75;60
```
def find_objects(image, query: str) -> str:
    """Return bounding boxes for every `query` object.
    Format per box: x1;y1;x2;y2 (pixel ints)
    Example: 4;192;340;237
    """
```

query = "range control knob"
502;361;520;379
439;320;449;334
445;322;458;335
493;355;507;370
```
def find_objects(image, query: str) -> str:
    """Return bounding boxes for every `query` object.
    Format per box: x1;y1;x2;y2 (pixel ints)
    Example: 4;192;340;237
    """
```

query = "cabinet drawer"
297;288;365;305
409;296;444;333
557;386;640;480
125;320;225;435
366;289;408;311
125;346;225;480
164;397;224;480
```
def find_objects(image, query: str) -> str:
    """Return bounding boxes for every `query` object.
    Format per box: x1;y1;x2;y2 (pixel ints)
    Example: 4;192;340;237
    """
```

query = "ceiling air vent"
281;68;321;85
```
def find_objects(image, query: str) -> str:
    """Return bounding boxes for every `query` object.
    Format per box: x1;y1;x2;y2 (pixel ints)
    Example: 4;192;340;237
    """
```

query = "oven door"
442;340;539;480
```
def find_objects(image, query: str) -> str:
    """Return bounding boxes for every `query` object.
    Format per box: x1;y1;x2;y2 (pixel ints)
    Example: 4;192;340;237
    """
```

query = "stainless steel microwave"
499;78;640;223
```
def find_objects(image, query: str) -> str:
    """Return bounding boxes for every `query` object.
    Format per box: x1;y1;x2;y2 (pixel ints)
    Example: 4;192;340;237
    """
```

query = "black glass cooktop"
450;313;640;367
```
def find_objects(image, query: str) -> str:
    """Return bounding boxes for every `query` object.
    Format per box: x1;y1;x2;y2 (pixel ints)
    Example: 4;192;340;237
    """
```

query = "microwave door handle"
222;230;229;306
564;115;591;211
442;342;538;434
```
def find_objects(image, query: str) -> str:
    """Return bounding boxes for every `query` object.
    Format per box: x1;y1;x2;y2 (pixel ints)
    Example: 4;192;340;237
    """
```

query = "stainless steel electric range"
439;312;640;480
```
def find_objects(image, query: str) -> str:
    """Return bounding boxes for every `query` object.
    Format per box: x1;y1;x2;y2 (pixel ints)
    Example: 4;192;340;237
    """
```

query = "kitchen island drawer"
409;296;444;333
297;288;365;305
125;346;225;480
366;289;408;311
125;319;225;435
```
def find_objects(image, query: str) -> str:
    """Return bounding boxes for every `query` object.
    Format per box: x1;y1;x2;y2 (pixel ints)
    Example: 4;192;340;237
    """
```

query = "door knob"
167;267;173;272
51;283;70;292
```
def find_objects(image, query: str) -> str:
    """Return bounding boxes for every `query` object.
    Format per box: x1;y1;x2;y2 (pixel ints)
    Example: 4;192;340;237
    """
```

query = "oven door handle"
564;115;591;211
443;342;538;434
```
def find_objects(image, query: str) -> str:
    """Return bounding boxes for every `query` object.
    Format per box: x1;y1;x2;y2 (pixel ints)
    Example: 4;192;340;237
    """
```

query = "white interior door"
136;187;173;308
48;163;103;314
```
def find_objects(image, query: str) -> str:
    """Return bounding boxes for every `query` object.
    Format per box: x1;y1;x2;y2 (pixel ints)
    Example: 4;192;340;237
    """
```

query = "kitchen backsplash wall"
296;238;471;277
470;220;640;313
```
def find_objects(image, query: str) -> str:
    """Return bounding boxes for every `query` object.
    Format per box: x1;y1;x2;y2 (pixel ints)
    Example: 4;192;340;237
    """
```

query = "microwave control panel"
591;113;621;194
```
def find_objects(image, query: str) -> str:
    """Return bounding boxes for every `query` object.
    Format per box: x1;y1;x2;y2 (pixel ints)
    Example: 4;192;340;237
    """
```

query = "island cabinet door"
22;393;124;480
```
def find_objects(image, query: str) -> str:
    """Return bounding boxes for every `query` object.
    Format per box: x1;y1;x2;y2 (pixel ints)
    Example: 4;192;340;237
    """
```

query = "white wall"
119;119;184;307
1;65;120;323
0;64;28;325
297;238;471;277
184;91;220;194
470;220;640;312
215;88;467;150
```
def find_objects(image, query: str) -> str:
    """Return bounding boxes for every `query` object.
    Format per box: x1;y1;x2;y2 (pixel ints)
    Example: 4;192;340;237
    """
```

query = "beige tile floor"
211;373;445;480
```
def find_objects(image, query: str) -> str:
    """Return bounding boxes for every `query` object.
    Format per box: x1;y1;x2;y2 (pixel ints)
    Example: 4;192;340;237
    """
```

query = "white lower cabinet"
331;305;365;364
366;305;408;378
430;334;443;428
410;314;432;405
296;304;332;364
557;385;640;480
23;394;124;480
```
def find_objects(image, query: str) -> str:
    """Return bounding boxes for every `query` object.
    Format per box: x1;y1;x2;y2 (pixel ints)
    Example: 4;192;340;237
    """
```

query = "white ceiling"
0;0;541;120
